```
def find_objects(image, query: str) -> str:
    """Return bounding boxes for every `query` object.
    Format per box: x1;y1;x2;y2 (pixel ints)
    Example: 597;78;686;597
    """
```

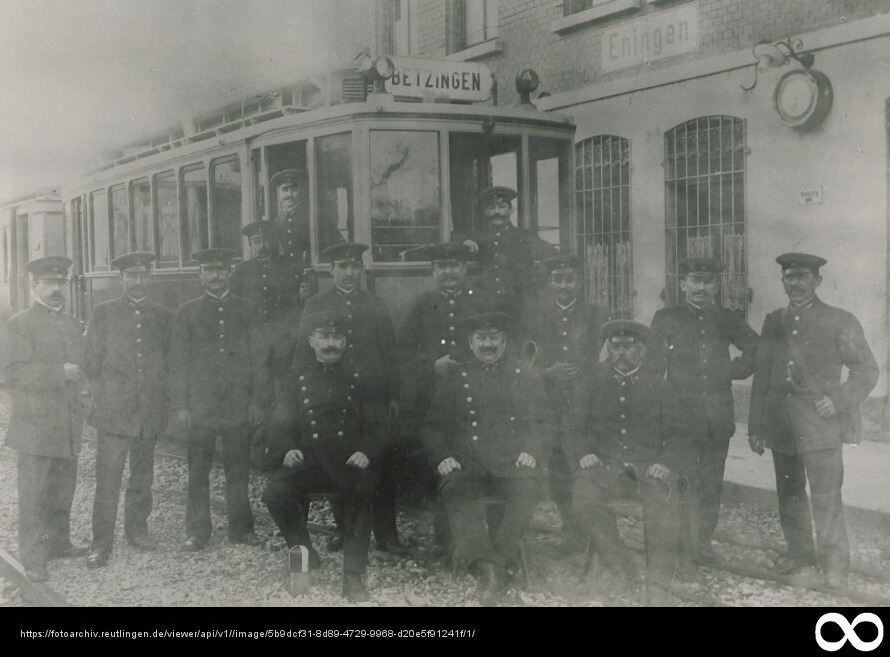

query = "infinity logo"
815;613;884;652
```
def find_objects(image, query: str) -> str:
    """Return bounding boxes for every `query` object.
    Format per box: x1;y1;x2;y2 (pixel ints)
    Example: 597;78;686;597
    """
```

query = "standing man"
568;320;685;605
262;311;390;602
84;252;172;568
521;253;604;551
456;186;556;316
271;168;310;269
299;242;404;554
421;312;553;605
5;256;88;581
648;258;758;565
169;248;263;551
748;253;877;589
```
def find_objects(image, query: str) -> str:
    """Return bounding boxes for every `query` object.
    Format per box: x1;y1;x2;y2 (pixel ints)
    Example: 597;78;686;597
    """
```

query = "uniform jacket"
4;303;85;458
229;255;302;322
299;287;398;404
268;359;391;486
421;356;554;479
748;296;878;454
648;303;758;440
84;296;172;436
566;364;686;472
168;292;256;430
521;295;604;372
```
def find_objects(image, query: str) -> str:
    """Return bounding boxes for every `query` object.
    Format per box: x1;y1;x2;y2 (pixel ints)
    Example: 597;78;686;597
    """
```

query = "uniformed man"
568;320;685;605
84;251;172;568
748;253;877;589
298;242;404;554
271;168;310;268
5;256;88;581
521;253;604;551
168;248;263;551
648;257;758;566
456;186;556;316
421;312;553;605
262;311;389;602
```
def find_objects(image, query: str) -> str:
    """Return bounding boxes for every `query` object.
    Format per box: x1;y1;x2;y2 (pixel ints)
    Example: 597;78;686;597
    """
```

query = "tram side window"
210;157;242;254
155;171;180;266
449;133;520;236
110;184;130;258
316;133;352;259
370;130;441;262
182;164;209;261
90;190;110;270
131;178;153;251
530;137;570;248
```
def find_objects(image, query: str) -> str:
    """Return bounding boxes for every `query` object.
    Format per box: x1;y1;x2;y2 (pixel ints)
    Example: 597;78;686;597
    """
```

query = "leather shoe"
86;550;110;569
342;571;370;602
695;543;724;566
50;543;89;559
785;564;823;588
473;560;505;606
375;537;411;557
327;531;344;552
825;570;848;591
25;564;48;582
127;534;157;551
773;555;814;575
182;536;206;552
229;532;263;547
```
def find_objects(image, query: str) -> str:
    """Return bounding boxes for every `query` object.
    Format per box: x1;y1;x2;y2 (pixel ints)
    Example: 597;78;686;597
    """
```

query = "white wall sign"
799;185;823;205
385;56;492;101
601;3;699;73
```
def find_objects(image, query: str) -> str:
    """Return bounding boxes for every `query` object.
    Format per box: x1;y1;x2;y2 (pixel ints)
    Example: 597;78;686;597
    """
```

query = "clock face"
773;69;832;129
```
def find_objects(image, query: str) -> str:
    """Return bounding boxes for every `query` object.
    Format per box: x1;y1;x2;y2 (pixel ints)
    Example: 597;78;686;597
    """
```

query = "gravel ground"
0;387;888;607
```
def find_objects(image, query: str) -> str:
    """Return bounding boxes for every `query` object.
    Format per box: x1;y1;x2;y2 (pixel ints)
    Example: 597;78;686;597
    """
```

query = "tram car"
1;60;576;332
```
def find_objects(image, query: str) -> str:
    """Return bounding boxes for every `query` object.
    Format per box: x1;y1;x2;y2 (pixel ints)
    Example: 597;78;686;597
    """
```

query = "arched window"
665;116;747;313
575;135;632;318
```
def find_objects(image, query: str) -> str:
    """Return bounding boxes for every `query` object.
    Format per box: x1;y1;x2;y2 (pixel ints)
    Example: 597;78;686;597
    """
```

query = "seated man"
262;311;390;602
567;320;685;605
421;312;553;605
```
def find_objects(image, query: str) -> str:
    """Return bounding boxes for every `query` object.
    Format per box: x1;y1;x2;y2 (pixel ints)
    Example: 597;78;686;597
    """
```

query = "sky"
0;0;369;199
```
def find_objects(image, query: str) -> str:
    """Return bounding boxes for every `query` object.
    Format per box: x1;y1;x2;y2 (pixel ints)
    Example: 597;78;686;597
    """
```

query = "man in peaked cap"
5;256;88;581
748;253;877;589
454;185;556;317
271;168;311;268
647;256;758;571
168;248;264;551
263;310;391;602
421;312;554;605
521;253;604;553
567;320;686;605
84;251;172;568
299;242;405;554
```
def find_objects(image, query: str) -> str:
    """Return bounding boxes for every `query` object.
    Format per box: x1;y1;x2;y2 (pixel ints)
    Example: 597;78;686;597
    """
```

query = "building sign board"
385;57;492;101
601;3;699;73
799;185;823;205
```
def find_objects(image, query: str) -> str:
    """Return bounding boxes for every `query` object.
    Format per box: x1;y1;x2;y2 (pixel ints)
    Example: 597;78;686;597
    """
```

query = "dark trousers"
438;470;539;567
91;430;156;551
17;452;78;570
549;446;575;531
772;447;849;575
571;466;678;588
677;436;729;555
186;426;253;541
262;457;373;573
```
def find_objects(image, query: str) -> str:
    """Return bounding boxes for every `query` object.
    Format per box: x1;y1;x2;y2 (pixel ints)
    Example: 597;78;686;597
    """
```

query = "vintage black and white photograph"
0;0;889;618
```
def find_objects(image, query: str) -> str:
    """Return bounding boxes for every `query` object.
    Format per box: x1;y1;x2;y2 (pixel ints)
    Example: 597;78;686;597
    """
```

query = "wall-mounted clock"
772;68;833;130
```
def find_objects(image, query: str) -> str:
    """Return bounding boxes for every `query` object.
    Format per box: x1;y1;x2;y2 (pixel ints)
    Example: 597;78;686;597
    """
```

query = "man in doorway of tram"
263;311;390;602
421;312;553;605
5;256;88;582
748;253;877;590
454;186;556;318
567;320;686;606
647;257;758;572
298;242;405;555
396;242;505;553
521;253;604;554
168;248;264;551
83;252;172;569
271;168;310;269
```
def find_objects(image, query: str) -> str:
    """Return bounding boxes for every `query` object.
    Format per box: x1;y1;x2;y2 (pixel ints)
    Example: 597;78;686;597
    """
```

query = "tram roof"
1;187;62;210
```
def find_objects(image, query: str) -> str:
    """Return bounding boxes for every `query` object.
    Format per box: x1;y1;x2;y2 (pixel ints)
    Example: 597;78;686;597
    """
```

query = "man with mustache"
298;242;404;555
263;311;389;602
5;256;88;582
83;251;172;568
271;168;310;269
421;312;553;605
647;257;758;571
521;254;604;553
456;186;556;317
748;253;877;589
169;248;264;551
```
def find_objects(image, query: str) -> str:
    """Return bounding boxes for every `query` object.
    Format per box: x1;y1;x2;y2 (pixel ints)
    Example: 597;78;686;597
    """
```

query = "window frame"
153;169;181;268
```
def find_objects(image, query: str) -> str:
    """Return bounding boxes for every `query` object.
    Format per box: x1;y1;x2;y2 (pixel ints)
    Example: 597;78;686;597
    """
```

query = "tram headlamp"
515;69;540;105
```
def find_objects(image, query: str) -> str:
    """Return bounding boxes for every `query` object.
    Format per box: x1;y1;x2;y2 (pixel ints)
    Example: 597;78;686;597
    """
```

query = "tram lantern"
356;50;395;97
516;69;540;105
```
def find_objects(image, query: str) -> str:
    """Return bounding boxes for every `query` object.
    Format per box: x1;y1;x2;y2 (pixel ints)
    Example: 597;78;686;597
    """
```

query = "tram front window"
316;132;351;259
132;178;152;251
110;184;129;258
210;157;242;254
370;130;440;262
529;137;571;248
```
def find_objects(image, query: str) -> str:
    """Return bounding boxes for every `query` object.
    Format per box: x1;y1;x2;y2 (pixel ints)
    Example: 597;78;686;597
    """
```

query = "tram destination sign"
385;57;492;101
